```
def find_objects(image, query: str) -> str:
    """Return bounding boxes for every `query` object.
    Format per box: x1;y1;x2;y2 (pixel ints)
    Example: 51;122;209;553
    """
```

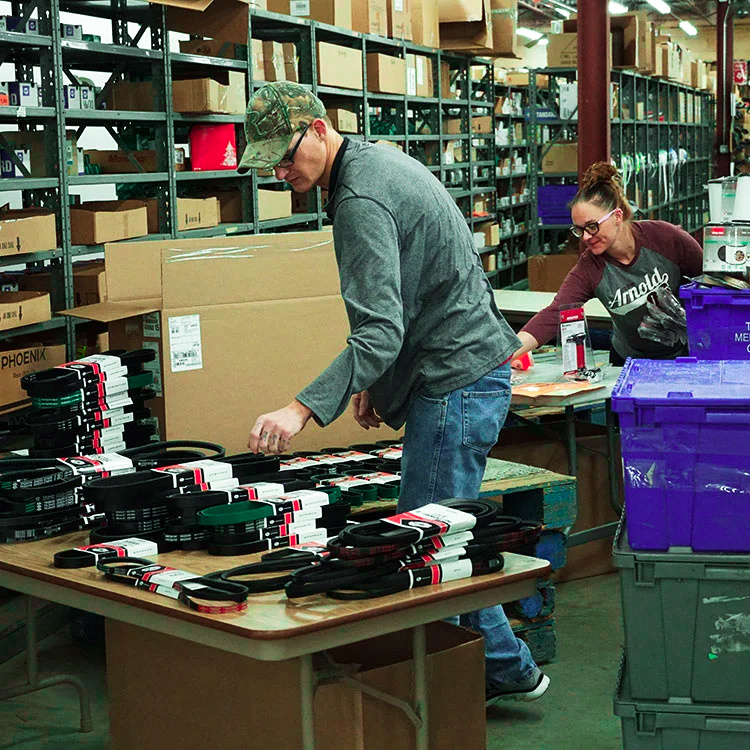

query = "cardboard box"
161;0;268;45
315;622;485;750
352;0;388;35
317;42;363;90
528;253;578;292
257;189;292;220
443;118;463;134
440;61;457;99
546;33;577;67
562;12;636;69
262;41;285;82
251;39;265;80
472;115;493;134
0;210;56;256
8;82;39;107
327;108;358;133
559;82;618;121
70;200;149;246
541;141;577;174
145;197;220;233
282;42;298;82
0;343;67;409
267;0;351;28
0;291;51;332
61;231;401;452
439;0;493;53
366;53;406;95
387;0;411;40
479;222;499;246
406;54;433;97
61;22;83;40
216;191;243;222
21;262;108;307
63;84;80;110
173;71;246;114
179;38;246;59
503;71;548;88
0;148;31;178
489;0;517;57
2;130;78;177
189;123;238;171
79;86;95;110
410;0;438;48
83;148;187;174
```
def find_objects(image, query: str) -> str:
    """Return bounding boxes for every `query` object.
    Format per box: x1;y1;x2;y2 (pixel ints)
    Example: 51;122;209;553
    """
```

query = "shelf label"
168;314;203;372
290;0;310;15
16;106;26;118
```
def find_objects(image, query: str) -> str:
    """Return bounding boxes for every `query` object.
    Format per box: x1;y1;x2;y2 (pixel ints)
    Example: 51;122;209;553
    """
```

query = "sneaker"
485;668;550;706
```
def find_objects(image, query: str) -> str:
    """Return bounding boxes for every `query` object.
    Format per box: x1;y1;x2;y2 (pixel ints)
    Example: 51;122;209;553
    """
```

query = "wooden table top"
494;290;610;322
0;531;550;645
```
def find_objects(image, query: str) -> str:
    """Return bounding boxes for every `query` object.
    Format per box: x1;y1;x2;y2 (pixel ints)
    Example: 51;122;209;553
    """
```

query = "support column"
577;0;611;180
716;0;734;176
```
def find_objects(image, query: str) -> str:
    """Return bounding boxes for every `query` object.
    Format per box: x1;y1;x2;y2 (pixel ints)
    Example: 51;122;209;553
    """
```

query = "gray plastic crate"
615;651;750;750
614;518;750;704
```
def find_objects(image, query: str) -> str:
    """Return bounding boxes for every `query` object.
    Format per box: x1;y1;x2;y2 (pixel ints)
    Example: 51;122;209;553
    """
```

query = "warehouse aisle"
0;572;622;750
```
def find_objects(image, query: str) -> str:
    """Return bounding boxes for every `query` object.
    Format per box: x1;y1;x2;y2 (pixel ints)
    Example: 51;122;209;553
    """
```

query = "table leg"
565;405;577;477
413;624;428;750
300;653;316;750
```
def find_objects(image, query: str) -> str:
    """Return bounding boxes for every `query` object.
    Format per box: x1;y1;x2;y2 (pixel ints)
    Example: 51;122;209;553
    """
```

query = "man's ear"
311;118;328;138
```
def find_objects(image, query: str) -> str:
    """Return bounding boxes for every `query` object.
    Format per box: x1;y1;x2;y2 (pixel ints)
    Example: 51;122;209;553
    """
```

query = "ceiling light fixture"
645;0;670;14
555;6;571;18
608;1;628;14
538;37;550;46
516;27;544;40
679;19;698;36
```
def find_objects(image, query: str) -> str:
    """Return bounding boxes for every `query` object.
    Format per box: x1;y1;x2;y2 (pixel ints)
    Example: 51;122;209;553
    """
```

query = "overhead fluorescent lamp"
679;20;698;36
516;28;544;40
555;6;571;18
538;37;550;46
609;1;628;14
645;0;670;14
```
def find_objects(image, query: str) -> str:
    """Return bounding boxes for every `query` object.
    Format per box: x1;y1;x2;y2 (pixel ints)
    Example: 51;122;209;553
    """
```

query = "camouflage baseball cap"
237;82;327;173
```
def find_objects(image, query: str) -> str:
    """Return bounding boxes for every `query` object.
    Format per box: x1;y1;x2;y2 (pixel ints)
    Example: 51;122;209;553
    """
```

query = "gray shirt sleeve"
296;196;405;426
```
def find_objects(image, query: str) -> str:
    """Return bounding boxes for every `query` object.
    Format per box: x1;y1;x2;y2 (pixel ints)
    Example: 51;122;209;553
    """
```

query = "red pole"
577;0;611;182
716;1;734;177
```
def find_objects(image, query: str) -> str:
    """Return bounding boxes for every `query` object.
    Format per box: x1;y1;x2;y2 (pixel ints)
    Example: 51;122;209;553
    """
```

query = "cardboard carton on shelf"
327;108;358;133
489;0;518;57
69;200;149;246
267;0;352;28
162;0;267;45
503;70;548;88
406;54;434;97
2;129;79;177
251;39;265;81
439;0;493;53
0;341;67;409
83;148;187;174
479;221;500;246
283;42;298;82
262;41;285;82
0;291;51;332
215;191;244;223
352;0;387;36
440;61;458;99
528;253;578;292
546;33;577;67
178;38;246;59
443;118;464;135
0;210;56;256
541;142;577;174
257;189;292;221
145;197;220;233
317;42;363;90
173;71;246;114
472;115;493;134
20;261;107;307
387;0;411;40
59;230;402;452
189;123;237;171
410;0;438;48
366;53;407;95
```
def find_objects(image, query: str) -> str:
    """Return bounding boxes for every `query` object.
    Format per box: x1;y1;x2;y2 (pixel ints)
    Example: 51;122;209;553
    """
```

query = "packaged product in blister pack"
556;305;601;383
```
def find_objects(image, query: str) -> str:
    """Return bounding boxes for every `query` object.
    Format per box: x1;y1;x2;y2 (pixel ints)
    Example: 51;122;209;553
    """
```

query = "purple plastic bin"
537;185;577;218
681;282;750;360
611;357;750;552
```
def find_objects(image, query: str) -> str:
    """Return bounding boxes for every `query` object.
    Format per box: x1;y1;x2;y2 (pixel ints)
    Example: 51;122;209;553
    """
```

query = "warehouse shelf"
484;269;499;281
317;85;363;97
68;173;169;185
2;318;68;340
176;171;252;181
172;113;244;124
259;214;319;230
0;106;56;121
0;248;63;265
65;109;167;122
0;177;60;190
0;30;51;47
61;39;163;60
170;52;249;71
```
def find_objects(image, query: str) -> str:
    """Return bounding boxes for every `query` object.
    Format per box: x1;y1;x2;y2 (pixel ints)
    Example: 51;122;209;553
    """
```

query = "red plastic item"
189;124;237;171
511;352;534;371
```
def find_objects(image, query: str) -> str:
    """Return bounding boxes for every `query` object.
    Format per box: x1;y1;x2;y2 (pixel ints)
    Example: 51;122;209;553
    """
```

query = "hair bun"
581;161;622;192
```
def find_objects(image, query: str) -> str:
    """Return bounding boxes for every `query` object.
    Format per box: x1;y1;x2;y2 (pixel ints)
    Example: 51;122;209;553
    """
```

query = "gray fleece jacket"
296;139;520;429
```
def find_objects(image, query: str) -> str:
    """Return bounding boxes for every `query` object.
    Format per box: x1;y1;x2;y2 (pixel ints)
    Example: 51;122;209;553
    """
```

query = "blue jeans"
398;363;538;687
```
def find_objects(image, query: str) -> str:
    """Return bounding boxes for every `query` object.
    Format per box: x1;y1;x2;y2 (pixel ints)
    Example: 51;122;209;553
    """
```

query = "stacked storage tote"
611;358;750;749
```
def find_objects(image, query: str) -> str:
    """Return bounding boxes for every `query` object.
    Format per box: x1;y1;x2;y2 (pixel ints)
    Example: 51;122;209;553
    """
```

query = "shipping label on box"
0;343;67;408
0;149;31;178
8;82;39;107
168;314;203;372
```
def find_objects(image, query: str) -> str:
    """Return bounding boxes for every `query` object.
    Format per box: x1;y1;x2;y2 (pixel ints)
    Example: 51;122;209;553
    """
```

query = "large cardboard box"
83;148;186;174
157;0;267;45
366;53;406;95
327;108;358;133
0;210;56;256
562;12;636;69
317;42;363;90
439;0;493;53
262;41;285;82
546;32;577;67
541;141;577;174
267;0;351;28
1;130;78;177
21;262;107;307
352;0;387;35
173;71;246;114
216;191;243;222
70;200;149;246
387;0;411;40
0;342;67;409
489;0;517;57
178;38;245;58
527;253;578;292
0;292;51;332
257;189;292;220
145;197;220;233
61;231;401;452
283;42;298;82
251;39;265;80
406;54;433;97
472;115;493;134
410;0;438;48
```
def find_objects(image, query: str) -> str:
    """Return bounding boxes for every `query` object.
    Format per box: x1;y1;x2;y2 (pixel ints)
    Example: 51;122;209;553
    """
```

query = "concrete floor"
0;572;623;750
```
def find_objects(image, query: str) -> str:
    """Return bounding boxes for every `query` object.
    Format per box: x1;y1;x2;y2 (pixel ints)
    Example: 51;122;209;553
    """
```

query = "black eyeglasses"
570;208;617;239
276;123;311;169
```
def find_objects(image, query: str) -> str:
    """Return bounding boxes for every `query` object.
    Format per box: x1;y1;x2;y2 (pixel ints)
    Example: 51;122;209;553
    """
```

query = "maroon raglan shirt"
522;221;704;360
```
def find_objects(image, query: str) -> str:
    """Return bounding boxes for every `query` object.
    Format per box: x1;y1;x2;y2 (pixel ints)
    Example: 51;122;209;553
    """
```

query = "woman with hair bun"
514;162;703;365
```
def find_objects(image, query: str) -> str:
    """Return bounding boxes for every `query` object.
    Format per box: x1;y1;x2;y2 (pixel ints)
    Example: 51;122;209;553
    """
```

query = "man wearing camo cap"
244;81;549;705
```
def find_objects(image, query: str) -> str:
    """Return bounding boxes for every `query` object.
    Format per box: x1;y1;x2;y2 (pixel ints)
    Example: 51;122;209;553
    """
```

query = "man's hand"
352;391;383;430
248;400;313;454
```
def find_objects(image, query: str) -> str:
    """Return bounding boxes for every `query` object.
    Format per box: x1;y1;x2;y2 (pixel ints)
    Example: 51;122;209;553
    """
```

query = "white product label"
428;530;474;550
407;69;417;96
315;454;352;465
144;568;198;587
102;410;134;428
78;538;159;558
416;57;425;86
435;559;473;582
385;503;477;535
79;354;124;371
279;456;320;470
290;528;328;545
394;0;404;11
168;314;202;372
245;482;285;498
284;507;323;525
155;459;233;485
142;340;162;397
59;453;134;476
290;0;310;15
282;490;330;503
207;477;240;492
282;520;320;536
143;312;161;337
